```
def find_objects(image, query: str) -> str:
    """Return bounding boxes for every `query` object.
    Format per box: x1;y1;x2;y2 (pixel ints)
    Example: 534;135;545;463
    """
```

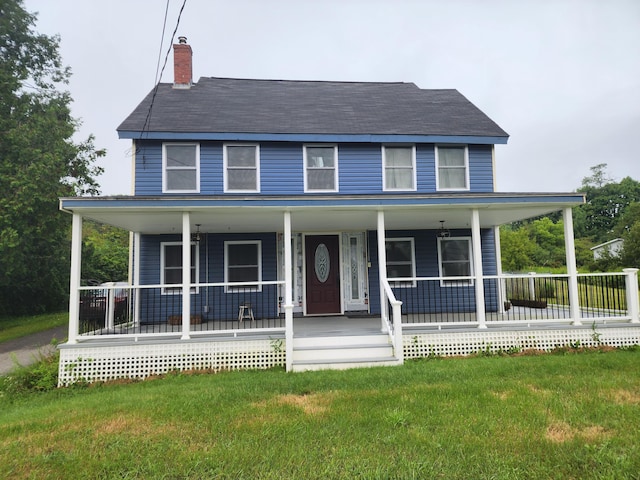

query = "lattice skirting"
403;326;640;359
58;339;285;386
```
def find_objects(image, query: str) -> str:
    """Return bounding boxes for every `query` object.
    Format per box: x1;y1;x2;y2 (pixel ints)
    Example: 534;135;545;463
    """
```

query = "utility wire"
154;0;171;85
141;0;188;139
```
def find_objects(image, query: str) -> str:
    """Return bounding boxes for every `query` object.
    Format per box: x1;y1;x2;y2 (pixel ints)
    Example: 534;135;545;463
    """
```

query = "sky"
24;0;640;196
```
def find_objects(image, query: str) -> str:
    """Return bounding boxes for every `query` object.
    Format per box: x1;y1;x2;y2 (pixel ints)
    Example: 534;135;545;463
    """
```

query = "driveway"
0;325;67;375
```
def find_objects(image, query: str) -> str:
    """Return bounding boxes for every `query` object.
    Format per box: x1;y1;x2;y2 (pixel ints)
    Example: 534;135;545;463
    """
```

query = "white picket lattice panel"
403;326;640;359
58;338;285;386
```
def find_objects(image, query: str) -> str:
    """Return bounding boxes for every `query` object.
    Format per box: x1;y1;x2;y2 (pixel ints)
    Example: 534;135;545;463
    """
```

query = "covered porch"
58;193;640;384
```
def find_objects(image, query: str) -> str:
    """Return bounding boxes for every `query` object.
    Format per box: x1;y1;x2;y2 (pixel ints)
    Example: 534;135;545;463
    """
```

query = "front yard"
1;348;639;479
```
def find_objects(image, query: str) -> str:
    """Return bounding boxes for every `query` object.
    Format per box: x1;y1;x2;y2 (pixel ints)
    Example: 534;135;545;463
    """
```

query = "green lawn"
0;312;68;343
1;349;639;479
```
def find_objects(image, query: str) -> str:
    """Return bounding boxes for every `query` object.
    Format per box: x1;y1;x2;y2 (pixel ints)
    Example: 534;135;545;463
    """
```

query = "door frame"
302;233;343;316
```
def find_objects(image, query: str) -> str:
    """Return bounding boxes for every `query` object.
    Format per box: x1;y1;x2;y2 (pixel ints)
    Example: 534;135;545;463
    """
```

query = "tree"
82;222;129;283
581;163;614;189
0;0;104;315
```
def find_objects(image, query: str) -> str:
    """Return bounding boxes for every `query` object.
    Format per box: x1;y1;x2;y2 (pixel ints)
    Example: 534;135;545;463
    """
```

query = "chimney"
173;36;192;88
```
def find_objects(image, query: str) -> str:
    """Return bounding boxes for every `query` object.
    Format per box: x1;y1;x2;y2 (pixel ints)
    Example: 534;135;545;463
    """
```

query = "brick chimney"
173;36;192;88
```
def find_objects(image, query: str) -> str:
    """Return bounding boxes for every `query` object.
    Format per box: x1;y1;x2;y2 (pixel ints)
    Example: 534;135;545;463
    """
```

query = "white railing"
380;278;404;362
74;280;286;340
394;270;640;328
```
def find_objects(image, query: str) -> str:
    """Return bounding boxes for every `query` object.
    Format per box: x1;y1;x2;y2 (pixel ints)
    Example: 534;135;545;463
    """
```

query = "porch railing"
380;279;404;361
77;280;285;338
394;270;639;328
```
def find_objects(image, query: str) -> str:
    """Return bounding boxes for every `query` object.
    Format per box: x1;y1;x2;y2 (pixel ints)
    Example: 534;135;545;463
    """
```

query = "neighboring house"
57;38;640;385
591;238;624;260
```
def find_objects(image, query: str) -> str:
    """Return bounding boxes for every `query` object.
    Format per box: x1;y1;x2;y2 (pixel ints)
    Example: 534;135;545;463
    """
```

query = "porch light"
437;220;450;238
192;224;202;243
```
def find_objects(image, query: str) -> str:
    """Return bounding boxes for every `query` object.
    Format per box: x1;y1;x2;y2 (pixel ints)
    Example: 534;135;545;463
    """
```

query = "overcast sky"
25;0;640;196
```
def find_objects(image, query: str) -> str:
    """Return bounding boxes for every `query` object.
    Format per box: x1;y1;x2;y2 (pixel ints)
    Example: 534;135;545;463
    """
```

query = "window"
436;146;468;190
304;145;338;192
438;237;473;286
224;144;259;192
225;241;262;292
383;146;415;191
161;242;199;294
163;143;200;193
385;238;416;287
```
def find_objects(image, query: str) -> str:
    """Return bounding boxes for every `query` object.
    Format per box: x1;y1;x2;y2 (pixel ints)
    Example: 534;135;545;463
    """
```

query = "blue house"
58;38;640;385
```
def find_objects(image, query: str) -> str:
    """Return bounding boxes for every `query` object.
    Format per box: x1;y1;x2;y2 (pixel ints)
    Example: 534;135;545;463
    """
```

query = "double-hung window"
163;143;200;193
436;146;468;191
383;146;416;191
438;237;473;286
225;241;262;292
224;144;259;192
161;242;199;294
304;145;338;192
385;238;416;287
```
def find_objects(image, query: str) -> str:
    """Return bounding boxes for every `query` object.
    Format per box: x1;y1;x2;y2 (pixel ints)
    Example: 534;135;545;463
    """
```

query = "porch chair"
238;302;255;322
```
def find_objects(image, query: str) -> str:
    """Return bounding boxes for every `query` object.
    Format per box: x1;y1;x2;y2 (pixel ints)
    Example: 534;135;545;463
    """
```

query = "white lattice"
403;326;640;359
58;338;285;386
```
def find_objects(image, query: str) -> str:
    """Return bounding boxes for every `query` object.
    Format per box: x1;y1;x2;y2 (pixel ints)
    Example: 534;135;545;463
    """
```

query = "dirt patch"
546;421;610;443
252;391;335;417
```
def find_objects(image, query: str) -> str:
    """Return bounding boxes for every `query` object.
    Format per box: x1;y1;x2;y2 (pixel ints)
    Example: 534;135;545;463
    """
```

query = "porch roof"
60;192;584;234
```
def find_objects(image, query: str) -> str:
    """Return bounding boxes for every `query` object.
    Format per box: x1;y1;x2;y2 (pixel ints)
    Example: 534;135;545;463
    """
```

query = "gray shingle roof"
117;77;508;138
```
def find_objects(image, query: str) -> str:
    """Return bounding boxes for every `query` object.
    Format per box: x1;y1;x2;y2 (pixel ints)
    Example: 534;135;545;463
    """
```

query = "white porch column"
563;207;582;325
181;212;191;340
624;268;640;323
377;210;389;332
133;231;141;328
471;209;487;328
283;211;294;371
67;213;82;344
494;225;506;314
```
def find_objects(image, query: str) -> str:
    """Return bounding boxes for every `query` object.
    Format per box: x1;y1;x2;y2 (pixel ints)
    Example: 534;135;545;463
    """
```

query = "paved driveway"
0;325;67;375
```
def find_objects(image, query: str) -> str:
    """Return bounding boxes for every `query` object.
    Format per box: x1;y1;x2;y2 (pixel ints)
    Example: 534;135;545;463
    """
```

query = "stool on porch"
238;302;254;322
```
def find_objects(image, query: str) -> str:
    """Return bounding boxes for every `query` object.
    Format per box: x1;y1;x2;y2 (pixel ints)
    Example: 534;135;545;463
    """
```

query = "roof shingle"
117;77;508;138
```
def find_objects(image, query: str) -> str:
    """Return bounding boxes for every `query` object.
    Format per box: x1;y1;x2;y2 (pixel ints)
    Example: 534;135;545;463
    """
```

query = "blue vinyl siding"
261;143;304;194
468;144;494;193
367;228;498;315
134;140;494;195
138;232;278;322
338;144;382;193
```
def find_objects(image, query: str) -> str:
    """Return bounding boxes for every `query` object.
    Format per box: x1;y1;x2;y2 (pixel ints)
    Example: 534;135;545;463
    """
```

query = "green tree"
0;0;104;315
81;222;129;283
500;225;535;271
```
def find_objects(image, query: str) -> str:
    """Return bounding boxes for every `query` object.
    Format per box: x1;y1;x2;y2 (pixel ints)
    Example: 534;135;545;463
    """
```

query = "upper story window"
163;143;200;193
437;237;473;286
385;237;416;287
304;145;338;192
160;242;199;294
224;144;260;193
383;146;416;191
436;146;469;191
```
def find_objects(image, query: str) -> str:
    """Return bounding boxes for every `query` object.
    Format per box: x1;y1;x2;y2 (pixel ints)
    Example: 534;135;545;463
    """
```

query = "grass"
1;348;639;479
0;312;67;343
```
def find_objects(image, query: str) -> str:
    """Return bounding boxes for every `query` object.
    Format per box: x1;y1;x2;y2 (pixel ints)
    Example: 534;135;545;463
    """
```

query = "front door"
305;235;341;315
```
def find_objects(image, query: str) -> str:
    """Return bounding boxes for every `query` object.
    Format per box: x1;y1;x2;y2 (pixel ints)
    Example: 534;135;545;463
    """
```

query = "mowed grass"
1;349;639;479
0;312;68;343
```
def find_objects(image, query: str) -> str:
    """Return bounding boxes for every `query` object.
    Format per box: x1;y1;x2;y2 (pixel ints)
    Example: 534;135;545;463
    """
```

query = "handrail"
381;278;403;363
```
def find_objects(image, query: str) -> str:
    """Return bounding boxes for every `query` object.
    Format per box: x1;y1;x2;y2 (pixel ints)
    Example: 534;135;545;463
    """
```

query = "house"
591;238;624;260
57;38;640;385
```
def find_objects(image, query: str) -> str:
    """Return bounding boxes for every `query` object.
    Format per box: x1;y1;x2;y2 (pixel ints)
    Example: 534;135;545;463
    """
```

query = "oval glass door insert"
314;243;330;283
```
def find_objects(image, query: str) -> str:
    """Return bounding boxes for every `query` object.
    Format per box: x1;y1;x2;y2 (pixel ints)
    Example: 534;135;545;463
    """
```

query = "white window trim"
223;143;260;193
162;143;200;194
437;236;474;287
224;240;262;293
435;145;469;191
382;145;417;191
303;144;339;193
385;237;416;288
160;241;200;295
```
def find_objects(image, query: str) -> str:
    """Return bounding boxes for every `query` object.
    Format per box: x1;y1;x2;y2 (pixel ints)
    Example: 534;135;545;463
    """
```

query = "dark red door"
305;235;341;315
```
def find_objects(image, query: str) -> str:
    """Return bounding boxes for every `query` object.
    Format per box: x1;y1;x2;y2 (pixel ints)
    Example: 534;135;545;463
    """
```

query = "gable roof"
117;77;509;140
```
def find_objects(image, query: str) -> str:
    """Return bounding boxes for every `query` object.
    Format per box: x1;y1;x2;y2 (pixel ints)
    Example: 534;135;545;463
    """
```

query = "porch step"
291;333;400;372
